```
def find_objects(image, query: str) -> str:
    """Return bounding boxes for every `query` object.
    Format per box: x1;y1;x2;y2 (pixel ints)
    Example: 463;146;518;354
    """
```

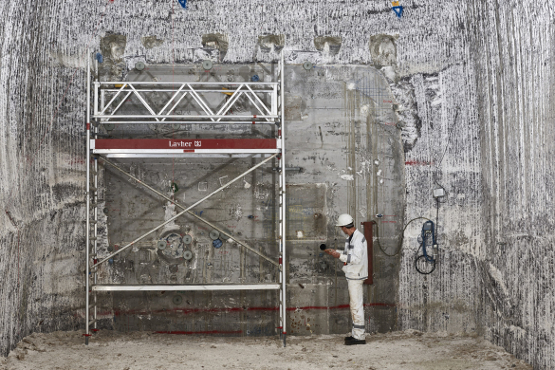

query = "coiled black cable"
374;216;432;257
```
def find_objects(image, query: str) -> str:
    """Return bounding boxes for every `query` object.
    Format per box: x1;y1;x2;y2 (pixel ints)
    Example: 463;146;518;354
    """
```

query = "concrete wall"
94;61;404;336
1;0;554;368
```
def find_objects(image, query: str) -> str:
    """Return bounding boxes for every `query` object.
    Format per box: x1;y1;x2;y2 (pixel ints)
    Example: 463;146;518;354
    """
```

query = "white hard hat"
335;214;354;227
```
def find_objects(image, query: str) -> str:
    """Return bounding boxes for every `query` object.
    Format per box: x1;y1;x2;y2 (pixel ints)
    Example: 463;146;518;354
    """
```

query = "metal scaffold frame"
93;81;280;125
84;52;287;346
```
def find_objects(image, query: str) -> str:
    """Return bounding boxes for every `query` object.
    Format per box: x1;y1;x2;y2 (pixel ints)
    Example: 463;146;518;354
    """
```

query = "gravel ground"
0;330;532;370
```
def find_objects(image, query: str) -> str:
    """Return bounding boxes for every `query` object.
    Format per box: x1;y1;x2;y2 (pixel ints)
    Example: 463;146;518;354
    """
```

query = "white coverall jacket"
339;228;368;280
338;228;368;340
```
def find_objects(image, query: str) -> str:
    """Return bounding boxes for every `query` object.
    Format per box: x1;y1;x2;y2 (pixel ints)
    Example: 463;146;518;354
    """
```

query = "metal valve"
202;60;213;70
209;230;220;240
183;250;193;261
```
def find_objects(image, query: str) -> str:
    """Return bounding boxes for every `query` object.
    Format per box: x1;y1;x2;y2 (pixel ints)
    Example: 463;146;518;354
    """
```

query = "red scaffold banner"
93;139;277;150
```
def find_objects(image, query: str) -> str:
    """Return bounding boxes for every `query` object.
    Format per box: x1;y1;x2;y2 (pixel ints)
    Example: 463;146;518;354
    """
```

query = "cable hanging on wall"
372;108;460;272
373;216;432;257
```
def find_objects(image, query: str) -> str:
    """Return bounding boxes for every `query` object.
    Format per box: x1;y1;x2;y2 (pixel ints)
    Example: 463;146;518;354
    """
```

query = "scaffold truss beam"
93;81;279;124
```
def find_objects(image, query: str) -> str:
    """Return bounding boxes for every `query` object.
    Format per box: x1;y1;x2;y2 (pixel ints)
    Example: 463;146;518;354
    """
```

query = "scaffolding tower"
84;53;287;345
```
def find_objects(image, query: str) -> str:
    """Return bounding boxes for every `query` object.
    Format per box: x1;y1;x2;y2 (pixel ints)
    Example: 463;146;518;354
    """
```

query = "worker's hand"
324;249;340;259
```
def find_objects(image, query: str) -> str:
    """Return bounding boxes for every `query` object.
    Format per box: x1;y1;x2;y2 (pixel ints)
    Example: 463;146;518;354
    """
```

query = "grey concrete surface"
0;1;553;369
95;62;403;337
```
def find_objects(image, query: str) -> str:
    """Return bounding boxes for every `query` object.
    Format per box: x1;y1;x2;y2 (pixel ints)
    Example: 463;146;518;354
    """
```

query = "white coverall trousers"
347;279;365;340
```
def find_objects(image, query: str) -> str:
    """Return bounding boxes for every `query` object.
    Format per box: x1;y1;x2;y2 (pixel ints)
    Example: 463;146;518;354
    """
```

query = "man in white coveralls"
324;213;368;345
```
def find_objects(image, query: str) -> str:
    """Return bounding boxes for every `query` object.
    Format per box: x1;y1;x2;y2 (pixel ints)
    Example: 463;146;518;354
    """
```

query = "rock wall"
397;2;555;369
0;1;88;356
471;1;555;368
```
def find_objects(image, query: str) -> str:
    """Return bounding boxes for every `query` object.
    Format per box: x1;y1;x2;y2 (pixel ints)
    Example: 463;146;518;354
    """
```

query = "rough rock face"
0;1;553;368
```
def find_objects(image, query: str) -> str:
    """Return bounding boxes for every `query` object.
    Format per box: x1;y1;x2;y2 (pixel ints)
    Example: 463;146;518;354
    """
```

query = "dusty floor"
0;330;531;370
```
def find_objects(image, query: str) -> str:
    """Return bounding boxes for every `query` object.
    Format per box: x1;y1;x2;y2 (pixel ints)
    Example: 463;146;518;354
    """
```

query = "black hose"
374;216;432;257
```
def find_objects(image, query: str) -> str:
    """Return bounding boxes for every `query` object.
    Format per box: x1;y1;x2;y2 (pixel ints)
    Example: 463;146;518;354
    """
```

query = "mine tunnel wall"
1;1;554;369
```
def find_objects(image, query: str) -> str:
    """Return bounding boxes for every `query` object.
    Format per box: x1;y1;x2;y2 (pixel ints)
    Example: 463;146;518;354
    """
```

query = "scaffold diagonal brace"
187;83;216;121
157;83;186;116
99;83;128;115
100;156;279;266
215;84;244;121
129;84;160;121
97;153;278;266
245;85;272;118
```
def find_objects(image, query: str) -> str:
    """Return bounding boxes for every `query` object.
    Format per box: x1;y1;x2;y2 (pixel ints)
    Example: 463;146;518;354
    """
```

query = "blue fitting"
251;75;260;82
178;0;187;9
212;239;223;249
95;53;103;64
392;6;403;18
108;258;114;265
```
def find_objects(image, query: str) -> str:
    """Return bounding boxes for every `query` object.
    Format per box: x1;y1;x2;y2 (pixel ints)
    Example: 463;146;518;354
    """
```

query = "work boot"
344;336;353;341
345;337;366;345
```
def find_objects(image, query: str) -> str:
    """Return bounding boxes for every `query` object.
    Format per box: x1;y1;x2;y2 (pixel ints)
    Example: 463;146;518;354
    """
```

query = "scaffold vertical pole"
92;58;99;334
276;54;283;343
280;50;287;347
84;50;91;345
